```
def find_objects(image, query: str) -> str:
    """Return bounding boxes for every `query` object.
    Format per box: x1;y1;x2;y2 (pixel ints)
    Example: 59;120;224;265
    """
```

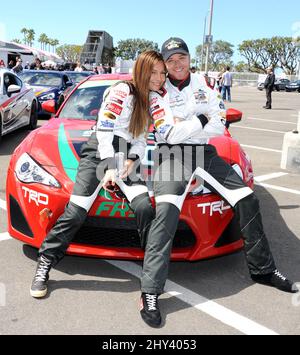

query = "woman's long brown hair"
129;50;166;138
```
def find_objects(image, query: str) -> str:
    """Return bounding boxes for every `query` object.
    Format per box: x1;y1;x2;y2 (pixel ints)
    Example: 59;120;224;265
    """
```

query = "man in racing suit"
139;38;298;328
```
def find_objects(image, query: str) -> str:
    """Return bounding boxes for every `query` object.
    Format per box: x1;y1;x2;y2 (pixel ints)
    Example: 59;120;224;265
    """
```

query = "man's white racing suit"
141;73;276;295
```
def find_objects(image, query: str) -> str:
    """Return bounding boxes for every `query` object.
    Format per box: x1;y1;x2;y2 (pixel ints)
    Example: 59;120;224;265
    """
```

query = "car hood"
28;119;235;184
29;118;95;182
31;86;58;97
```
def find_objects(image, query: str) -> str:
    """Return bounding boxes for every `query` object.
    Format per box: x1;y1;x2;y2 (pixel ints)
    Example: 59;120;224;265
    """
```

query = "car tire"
28;101;38;130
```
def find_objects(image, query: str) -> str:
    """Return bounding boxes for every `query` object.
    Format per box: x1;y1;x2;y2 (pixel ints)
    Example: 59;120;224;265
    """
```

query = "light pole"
201;13;208;72
205;0;214;74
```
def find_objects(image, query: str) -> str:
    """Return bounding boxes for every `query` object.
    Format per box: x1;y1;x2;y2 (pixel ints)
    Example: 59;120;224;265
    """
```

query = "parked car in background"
6;74;254;262
19;70;73;115
257;82;265;91
57;71;94;108
285;80;300;92
257;78;291;91
0;68;38;143
274;78;290;91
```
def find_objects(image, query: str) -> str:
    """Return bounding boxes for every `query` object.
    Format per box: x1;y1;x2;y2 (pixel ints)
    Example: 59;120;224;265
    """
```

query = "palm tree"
48;38;55;52
11;38;22;44
52;39;59;53
38;33;48;50
21;28;28;45
27;29;35;47
44;36;51;52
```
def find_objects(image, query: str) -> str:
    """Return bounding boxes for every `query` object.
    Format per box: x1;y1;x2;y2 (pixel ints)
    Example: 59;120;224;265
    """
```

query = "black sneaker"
251;270;298;293
140;293;161;327
30;255;52;298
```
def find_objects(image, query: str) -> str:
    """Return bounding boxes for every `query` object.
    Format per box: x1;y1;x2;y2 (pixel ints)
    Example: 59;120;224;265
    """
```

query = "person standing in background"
263;66;275;109
221;66;233;102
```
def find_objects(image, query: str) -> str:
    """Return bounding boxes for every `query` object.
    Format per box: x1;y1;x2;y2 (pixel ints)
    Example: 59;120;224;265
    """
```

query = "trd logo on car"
197;200;231;216
22;187;49;207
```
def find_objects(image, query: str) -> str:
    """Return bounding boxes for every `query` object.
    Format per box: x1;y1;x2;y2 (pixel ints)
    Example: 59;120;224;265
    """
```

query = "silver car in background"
0;69;38;143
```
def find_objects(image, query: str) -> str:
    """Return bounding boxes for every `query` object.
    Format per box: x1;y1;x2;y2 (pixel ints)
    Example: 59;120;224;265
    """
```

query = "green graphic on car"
58;123;134;217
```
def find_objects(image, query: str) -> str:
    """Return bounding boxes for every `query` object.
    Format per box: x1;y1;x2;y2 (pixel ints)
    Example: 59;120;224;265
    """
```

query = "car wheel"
28;101;38;130
276;86;279;91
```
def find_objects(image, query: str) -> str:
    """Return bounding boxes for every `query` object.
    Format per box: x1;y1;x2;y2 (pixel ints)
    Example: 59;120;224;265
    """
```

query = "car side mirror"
42;99;57;114
225;108;242;128
65;81;73;87
7;84;21;95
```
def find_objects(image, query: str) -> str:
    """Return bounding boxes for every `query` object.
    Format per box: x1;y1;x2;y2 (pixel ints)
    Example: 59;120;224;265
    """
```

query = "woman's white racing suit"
39;82;154;265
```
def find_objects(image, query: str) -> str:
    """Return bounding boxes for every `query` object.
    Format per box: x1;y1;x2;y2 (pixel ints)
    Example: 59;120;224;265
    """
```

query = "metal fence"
201;71;299;87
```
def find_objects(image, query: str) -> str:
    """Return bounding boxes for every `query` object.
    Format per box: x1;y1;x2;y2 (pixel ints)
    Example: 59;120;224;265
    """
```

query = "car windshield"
59;85;108;120
19;72;62;87
67;72;91;83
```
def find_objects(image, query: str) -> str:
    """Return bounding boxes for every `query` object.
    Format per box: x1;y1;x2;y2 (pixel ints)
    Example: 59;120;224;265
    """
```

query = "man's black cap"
161;37;190;61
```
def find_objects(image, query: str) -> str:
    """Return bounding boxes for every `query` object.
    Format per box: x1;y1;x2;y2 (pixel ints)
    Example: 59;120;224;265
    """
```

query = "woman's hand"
120;159;135;179
103;169;117;191
174;116;183;124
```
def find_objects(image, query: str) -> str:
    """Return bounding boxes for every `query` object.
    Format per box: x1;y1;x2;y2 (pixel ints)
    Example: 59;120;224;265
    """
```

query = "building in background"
80;31;114;68
0;40;63;67
0;40;33;66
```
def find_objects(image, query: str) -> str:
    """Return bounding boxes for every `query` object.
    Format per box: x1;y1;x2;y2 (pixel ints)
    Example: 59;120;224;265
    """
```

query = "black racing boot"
30;255;52;298
251;269;298;293
140;293;161;328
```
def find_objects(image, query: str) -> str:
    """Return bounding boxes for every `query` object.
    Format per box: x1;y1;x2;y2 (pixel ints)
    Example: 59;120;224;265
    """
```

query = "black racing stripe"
165;126;174;141
168;74;191;91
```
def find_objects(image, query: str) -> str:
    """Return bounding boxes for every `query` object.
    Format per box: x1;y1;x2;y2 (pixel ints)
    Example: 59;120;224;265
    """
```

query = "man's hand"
103;169;117;191
120;159;135;179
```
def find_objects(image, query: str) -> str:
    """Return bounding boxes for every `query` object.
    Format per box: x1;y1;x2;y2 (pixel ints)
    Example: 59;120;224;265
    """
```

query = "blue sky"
0;0;299;62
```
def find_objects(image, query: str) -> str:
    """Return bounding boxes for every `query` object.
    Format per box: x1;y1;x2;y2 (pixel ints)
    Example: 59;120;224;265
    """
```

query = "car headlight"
39;92;55;100
15;153;61;188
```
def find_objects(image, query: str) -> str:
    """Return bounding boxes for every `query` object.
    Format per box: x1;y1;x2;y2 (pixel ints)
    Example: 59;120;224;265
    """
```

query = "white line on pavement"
0;233;12;242
255;172;289;183
107;260;278;335
0;198;7;211
256;183;300;196
247;117;296;125
241;144;282;153
231;126;286;134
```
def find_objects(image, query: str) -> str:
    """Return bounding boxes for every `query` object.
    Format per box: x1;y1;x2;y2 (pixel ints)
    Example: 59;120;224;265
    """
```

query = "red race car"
6;74;254;261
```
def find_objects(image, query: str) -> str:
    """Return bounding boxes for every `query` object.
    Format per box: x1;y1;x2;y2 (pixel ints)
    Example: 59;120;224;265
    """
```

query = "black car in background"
19;70;73;115
285;80;300;92
257;78;291;91
57;71;95;108
274;78;290;91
